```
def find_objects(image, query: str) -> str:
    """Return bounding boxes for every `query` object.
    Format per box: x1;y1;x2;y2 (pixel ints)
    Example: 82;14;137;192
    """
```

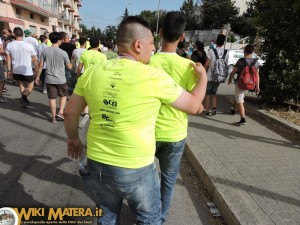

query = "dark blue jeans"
86;159;162;225
155;138;186;223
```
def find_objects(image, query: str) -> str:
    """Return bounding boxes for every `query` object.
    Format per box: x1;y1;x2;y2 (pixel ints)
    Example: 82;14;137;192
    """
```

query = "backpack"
212;48;228;83
237;58;258;91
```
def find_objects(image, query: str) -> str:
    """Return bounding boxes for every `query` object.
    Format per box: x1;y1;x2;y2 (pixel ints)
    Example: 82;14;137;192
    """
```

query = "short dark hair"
244;44;255;54
78;37;86;46
39;35;47;43
177;41;185;49
59;31;66;40
89;36;99;48
106;41;114;49
216;34;226;46
13;27;23;37
116;16;151;45
49;32;62;44
161;11;186;42
195;41;204;51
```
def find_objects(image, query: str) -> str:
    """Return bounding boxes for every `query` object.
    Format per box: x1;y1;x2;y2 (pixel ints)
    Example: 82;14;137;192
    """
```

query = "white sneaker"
79;114;89;128
43;89;47;94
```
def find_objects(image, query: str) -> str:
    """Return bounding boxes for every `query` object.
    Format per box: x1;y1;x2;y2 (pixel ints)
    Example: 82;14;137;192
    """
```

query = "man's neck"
161;40;178;53
15;37;23;41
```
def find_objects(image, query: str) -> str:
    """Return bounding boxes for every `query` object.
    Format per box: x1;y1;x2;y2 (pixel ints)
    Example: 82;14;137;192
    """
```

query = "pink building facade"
0;0;82;36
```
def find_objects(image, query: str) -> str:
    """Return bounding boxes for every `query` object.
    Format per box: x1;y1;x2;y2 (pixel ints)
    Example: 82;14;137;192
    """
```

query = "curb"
226;95;300;143
185;95;300;225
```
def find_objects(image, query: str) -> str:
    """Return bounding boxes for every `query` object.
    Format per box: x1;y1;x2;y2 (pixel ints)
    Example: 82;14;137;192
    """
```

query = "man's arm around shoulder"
171;62;207;114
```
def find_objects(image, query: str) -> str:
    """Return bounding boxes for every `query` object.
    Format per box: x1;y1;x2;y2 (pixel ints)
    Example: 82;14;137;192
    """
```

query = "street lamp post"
128;1;132;15
155;0;161;35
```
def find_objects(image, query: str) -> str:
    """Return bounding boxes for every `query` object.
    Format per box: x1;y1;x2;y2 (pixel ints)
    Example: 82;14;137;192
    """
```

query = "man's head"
244;44;255;56
78;37;87;47
1;30;9;38
24;29;31;37
49;32;62;44
195;41;204;51
44;31;49;38
116;16;155;64
39;35;48;43
89;37;99;48
13;27;24;38
216;34;226;47
161;11;186;43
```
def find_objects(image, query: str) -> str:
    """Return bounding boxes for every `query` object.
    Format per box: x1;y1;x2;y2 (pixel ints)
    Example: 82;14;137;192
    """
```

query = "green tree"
180;0;202;30
79;24;89;36
139;10;166;33
202;0;238;29
123;7;129;19
103;25;117;42
250;0;300;104
230;4;257;38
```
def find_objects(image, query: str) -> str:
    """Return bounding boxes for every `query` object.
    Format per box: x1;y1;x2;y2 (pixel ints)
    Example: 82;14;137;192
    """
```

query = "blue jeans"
155;138;186;223
86;159;162;225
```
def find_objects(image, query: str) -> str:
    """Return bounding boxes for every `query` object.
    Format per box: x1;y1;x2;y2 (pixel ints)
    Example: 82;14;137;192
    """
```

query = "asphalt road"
0;82;224;225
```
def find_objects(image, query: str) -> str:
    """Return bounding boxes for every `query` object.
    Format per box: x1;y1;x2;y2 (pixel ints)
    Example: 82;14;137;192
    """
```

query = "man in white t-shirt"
204;34;229;115
6;27;38;108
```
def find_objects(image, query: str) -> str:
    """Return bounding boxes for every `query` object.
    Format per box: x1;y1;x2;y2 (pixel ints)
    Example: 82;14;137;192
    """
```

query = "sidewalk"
186;91;300;225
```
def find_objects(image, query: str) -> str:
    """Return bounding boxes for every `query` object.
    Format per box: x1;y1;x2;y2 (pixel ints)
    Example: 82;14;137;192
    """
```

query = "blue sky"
79;0;185;30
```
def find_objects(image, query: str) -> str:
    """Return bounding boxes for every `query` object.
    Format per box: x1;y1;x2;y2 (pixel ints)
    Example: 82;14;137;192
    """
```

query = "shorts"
206;81;220;95
47;83;68;99
13;74;34;83
234;85;247;104
0;61;5;81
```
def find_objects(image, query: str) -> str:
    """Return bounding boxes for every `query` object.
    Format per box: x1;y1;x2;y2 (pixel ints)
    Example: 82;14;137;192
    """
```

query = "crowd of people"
0;10;260;225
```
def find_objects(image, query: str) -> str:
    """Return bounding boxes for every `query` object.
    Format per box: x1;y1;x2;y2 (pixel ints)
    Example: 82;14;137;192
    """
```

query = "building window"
41;17;45;23
16;8;22;15
30;13;34;19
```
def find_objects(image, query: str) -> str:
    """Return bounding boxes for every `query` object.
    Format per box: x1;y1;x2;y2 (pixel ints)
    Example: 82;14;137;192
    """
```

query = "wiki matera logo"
0;208;18;225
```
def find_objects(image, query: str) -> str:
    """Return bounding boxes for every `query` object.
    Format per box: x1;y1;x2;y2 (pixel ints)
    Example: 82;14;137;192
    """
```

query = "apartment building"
0;0;82;36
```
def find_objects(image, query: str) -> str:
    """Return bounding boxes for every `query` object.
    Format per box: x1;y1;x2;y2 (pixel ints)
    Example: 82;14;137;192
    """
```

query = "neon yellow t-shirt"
150;52;197;142
74;58;182;168
79;50;107;69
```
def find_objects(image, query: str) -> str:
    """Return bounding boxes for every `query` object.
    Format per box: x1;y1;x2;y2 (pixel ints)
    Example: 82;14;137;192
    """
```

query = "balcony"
10;0;58;17
77;0;82;7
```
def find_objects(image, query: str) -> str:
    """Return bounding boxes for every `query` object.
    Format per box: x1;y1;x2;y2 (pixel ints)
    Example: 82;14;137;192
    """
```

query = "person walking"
5;27;38;108
228;44;260;125
35;32;72;123
150;11;206;223
203;34;229;115
64;16;206;225
37;35;49;94
76;36;107;129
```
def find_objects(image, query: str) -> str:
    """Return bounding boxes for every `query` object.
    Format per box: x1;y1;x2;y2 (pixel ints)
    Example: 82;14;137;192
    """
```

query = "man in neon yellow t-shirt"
150;11;206;223
76;36;107;129
64;16;207;224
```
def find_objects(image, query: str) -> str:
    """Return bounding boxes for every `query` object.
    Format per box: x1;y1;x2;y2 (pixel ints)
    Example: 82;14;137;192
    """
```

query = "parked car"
227;49;265;73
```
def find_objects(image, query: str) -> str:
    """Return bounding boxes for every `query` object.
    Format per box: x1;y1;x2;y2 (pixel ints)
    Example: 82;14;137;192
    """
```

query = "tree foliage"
180;0;202;30
230;5;257;38
138;10;166;33
250;0;300;104
202;0;238;29
103;25;117;42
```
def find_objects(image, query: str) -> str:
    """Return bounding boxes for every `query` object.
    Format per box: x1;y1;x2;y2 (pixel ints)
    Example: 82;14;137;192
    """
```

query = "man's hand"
191;62;206;78
35;78;40;86
255;87;260;95
67;137;83;159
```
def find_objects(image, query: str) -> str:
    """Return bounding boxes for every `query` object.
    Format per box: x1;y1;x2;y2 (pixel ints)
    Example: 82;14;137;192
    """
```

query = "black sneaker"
230;107;235;115
235;119;246;126
212;108;217;115
19;97;29;108
202;110;209;116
